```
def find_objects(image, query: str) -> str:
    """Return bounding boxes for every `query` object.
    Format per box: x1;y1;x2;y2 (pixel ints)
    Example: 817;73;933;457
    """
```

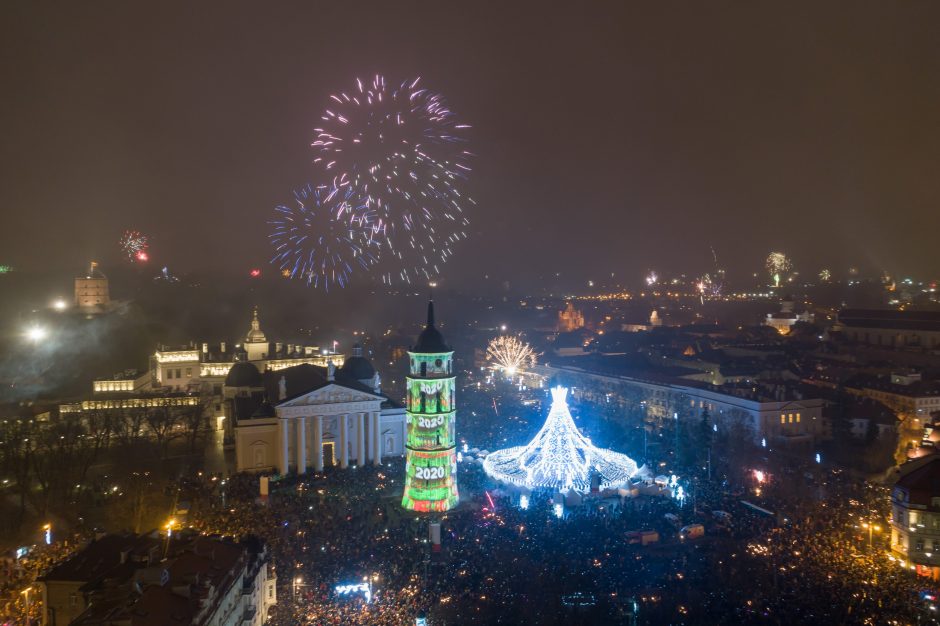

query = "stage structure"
401;301;459;512
483;386;641;492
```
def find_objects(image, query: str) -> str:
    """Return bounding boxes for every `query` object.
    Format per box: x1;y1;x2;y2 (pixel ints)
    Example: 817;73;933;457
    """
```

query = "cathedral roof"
339;343;377;380
340;356;376;381
263;364;403;410
413;300;451;353
224;361;262;388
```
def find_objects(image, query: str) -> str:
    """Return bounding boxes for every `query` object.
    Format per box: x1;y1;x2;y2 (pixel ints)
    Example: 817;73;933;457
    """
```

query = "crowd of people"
180;375;936;624
3;374;937;624
0;532;86;624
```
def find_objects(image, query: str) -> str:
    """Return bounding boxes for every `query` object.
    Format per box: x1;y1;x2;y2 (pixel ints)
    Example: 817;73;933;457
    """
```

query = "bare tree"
112;405;148;449
0;418;35;528
182;391;213;454
29;414;110;516
143;402;185;459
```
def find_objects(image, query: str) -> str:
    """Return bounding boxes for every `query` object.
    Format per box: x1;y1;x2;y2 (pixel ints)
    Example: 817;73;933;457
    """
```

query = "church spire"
426;299;435;328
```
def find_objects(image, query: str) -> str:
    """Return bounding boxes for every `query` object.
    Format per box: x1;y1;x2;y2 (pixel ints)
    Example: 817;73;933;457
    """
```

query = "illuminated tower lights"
401;300;459;512
483;386;642;492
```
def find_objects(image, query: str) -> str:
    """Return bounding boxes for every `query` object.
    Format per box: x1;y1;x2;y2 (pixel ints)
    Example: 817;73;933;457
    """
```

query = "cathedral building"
231;344;406;474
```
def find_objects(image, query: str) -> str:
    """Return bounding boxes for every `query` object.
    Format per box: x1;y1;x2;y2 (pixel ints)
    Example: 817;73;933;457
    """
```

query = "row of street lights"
18;522;52;625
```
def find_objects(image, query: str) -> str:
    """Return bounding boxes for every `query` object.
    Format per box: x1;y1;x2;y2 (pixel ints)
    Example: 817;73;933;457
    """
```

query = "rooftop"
839;308;940;333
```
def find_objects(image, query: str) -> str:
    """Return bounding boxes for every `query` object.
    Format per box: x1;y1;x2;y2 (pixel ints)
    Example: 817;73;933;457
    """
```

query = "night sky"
1;2;938;287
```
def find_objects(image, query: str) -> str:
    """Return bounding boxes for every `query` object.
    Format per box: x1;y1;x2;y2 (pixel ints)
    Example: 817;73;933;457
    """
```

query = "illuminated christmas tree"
401;301;459;512
484;386;641;492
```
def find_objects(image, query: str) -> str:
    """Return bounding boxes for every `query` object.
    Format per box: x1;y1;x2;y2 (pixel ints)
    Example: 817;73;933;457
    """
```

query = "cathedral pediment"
278;384;383;408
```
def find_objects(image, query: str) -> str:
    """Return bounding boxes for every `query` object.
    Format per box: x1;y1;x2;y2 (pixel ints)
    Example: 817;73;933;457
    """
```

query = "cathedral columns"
356;412;366;466
372;411;382;465
339;414;349;468
277;417;290;476
313;415;323;472
295;416;306;474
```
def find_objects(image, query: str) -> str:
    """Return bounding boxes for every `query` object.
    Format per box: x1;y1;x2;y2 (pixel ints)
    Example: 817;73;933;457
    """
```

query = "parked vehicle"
712;510;732;524
626;530;660;545
679;524;705;540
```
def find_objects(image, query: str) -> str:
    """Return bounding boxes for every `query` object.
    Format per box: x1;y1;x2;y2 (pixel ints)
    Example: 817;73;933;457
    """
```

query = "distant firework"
645;271;658;286
765;252;792;287
120;230;149;262
486;335;539;377
819;268;831;283
154;266;179;282
269;183;378;290
696;273;721;300
249;268;261;278
312;75;472;284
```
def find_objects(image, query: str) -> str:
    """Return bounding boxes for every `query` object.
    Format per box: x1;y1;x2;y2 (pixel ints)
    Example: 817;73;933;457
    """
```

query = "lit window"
788;414;793;423
780;414;786;424
796;414;801;423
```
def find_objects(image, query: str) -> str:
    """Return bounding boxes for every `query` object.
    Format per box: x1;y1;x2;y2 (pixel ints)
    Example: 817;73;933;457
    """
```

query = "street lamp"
164;519;176;558
21;587;32;626
861;521;882;549
293;576;302;602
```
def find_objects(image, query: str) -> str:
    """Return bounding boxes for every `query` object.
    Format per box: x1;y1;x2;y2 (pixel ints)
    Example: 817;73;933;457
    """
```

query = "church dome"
339;344;376;380
413;301;451;353
245;308;267;343
225;361;262;388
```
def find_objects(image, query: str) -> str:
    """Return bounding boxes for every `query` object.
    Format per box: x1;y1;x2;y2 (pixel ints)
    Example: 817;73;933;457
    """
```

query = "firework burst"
696;273;722;301
269;183;379;290
312;75;472;284
486;335;539;377
765;252;792;287
119;230;149;262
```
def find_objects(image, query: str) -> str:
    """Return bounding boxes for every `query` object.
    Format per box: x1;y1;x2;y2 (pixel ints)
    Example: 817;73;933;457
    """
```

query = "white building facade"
235;383;405;474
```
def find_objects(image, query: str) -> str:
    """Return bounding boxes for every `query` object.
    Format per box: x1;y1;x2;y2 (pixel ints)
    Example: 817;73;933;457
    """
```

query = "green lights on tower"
401;302;459;513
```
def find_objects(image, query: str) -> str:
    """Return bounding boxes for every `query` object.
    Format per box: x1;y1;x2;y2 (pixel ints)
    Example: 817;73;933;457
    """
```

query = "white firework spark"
485;334;538;376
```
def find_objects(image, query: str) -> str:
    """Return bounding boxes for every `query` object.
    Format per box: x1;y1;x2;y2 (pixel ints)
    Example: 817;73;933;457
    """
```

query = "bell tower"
401;300;459;512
